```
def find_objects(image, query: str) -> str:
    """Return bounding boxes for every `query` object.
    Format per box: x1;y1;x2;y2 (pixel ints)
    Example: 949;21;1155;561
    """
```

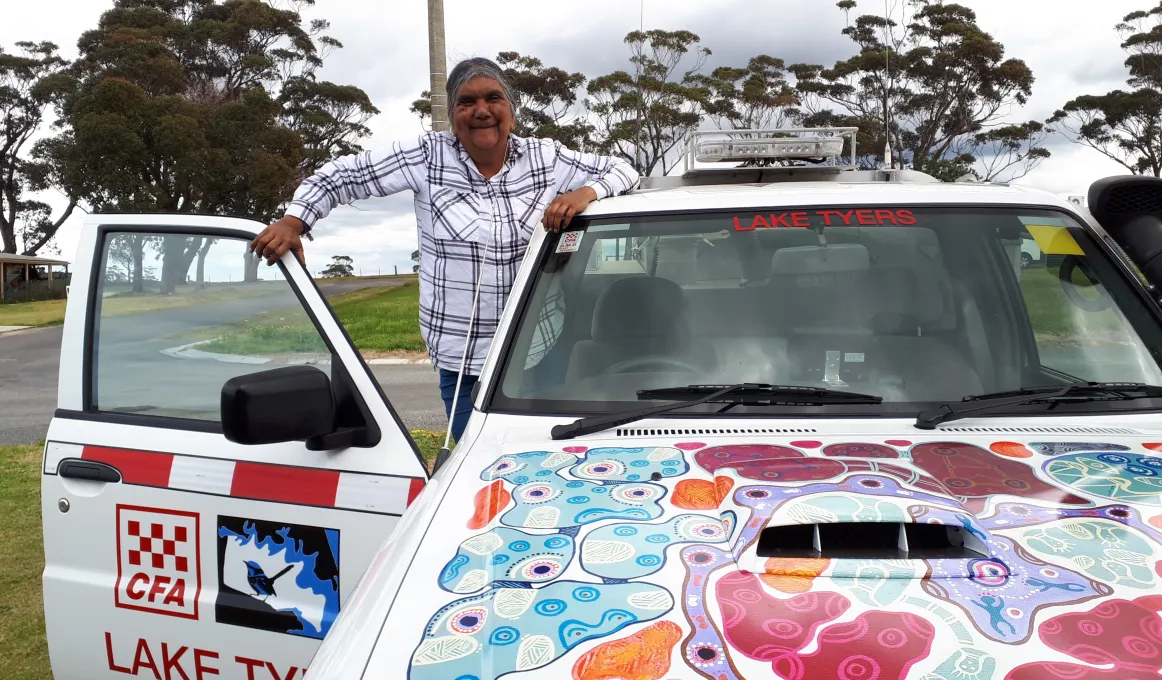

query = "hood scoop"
756;521;986;560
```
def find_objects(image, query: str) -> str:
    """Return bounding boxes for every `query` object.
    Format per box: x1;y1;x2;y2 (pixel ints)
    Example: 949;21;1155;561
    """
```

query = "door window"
92;232;329;421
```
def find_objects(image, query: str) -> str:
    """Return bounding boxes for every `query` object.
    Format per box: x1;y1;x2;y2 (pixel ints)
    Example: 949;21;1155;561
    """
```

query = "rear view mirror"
222;366;335;446
771;243;870;275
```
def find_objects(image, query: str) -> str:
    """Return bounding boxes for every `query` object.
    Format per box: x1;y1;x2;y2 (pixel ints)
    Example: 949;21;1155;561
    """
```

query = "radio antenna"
635;0;644;175
883;0;892;169
435;230;491;468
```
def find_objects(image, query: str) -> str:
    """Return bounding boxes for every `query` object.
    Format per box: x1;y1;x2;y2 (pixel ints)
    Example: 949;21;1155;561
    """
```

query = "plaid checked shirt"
285;131;639;374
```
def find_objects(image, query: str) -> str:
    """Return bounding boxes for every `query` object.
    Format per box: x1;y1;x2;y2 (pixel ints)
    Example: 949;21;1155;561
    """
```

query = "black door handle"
58;459;122;483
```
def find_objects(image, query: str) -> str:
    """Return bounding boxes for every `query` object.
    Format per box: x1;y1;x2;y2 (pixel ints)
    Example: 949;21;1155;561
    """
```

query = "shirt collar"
453;133;526;173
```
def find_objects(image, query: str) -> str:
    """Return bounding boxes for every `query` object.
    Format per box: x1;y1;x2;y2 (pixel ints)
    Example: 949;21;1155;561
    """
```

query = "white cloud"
0;0;1146;269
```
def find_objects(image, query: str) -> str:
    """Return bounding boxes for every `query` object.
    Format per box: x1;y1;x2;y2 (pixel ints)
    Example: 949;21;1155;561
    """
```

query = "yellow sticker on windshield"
1025;225;1084;255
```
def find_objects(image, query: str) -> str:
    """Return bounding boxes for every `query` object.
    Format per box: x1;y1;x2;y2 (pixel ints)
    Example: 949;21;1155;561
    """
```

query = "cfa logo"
115;505;201;620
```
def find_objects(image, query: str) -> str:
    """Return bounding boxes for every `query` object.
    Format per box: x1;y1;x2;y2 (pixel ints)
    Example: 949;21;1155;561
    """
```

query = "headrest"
592;276;687;344
864;259;952;333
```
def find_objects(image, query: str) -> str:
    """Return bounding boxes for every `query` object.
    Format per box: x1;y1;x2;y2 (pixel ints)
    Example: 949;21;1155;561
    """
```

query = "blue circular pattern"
662;468;677;476
626;474;641;481
489;627;520;646
636;554;662;567
454;676;481;680
1128;465;1158;476
568;496;591;504
1099;454;1129;464
512;476;529;484
572;586;600;602
630;460;650;467
1143;457;1162;468
536;470;553;476
509;541;531;552
646;534;671;544
534;599;567;616
492;554;510;565
566;481;584;488
544;536;569;549
592;487;608;493
614;526;638;536
663;459;681;466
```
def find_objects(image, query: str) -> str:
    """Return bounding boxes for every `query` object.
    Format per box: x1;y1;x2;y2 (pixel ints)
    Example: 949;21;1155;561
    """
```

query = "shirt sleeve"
551;142;640;200
284;136;429;232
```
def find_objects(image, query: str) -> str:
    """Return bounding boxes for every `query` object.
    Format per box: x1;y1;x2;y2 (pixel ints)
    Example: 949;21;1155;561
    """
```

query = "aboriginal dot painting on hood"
393;438;1162;680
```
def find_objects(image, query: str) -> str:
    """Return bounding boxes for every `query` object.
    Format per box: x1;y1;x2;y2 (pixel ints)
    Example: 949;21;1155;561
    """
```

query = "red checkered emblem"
115;505;200;619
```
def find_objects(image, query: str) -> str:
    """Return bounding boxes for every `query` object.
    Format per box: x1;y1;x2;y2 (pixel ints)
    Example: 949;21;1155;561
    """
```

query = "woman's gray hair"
446;57;517;116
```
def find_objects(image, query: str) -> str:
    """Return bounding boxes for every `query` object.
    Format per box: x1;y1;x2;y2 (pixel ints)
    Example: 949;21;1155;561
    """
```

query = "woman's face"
451;76;514;154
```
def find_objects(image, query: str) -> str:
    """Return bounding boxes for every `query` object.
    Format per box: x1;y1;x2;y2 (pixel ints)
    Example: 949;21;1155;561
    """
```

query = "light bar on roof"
695;136;846;163
679;127;859;175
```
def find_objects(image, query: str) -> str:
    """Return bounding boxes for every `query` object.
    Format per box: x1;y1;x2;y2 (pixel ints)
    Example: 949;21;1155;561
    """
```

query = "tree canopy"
1050;3;1162;177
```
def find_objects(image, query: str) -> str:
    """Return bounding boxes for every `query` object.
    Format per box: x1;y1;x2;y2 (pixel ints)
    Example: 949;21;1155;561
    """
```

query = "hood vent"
936;425;1139;435
756;522;986;560
615;427;818;437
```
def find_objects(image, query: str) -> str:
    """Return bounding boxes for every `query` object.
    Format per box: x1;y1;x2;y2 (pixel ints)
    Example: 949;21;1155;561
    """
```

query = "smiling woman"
247;57;640;444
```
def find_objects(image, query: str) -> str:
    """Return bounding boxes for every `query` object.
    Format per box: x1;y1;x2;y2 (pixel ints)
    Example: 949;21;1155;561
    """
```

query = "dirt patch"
360;349;430;362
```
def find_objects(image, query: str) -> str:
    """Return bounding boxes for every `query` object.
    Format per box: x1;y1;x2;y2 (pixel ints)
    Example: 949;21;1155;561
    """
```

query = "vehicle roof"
583;178;1081;217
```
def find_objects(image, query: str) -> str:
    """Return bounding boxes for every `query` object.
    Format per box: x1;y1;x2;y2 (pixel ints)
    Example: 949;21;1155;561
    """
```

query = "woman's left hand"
542;187;599;232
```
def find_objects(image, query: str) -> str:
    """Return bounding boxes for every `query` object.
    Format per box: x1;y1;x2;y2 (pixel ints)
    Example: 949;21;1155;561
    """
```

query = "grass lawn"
197;282;423;356
0;285;283;329
0;432;443;680
1022;265;1126;345
0;443;49;680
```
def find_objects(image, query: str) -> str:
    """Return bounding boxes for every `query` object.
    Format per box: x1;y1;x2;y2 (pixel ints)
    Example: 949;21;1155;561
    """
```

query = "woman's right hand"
251;216;307;266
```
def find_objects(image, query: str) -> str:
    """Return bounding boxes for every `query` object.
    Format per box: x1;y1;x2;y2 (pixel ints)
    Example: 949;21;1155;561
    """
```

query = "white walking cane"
436;230;491;464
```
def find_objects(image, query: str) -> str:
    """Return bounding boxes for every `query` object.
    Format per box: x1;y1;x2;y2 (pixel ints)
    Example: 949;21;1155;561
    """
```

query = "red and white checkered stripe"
44;442;425;516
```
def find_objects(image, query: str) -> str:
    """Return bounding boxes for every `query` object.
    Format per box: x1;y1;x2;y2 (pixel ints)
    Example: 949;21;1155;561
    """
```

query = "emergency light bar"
678;127;859;175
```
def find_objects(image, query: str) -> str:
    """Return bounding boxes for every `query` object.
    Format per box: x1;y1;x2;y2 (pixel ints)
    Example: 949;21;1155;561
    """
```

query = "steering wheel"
604;355;704;375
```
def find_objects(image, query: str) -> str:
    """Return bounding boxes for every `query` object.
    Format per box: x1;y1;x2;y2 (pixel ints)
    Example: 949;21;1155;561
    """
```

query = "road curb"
160;339;272;365
367;358;432;365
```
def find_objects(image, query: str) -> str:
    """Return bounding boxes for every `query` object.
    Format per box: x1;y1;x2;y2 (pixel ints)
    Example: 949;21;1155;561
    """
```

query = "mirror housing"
222;366;335;446
1088;175;1162;290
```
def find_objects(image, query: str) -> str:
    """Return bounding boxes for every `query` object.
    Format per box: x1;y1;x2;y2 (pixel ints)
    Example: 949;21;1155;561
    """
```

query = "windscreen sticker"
556;230;584;253
215;516;340;640
1024;224;1084;256
732;209;917;231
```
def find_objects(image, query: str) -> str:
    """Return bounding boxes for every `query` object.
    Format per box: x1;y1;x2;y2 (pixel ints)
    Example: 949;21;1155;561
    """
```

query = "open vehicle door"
41;215;428;680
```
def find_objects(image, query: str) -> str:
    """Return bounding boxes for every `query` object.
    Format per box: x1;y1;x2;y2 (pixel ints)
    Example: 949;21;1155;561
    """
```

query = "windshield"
492;206;1162;415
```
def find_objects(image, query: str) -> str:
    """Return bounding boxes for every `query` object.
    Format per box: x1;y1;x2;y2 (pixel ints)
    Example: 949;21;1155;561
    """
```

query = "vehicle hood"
355;428;1162;679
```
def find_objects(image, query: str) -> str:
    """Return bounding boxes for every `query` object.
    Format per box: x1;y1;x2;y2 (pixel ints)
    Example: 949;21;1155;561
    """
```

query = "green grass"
198;282;424;356
0;284;283;329
0;443;49;680
0;432;443;680
0;299;67;328
1023;266;1125;344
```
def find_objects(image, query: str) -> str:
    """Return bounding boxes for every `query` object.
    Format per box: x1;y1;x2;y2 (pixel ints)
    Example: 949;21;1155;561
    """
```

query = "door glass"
93;232;329;421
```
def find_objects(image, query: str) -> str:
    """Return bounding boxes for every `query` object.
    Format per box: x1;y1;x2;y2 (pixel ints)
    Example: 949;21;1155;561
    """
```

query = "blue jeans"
439;369;478;444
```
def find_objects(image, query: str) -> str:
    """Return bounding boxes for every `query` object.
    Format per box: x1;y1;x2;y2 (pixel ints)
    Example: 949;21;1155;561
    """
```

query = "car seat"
566;276;717;380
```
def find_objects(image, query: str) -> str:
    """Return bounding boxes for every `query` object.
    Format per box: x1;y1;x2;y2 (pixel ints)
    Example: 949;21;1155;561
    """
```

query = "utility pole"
427;0;449;132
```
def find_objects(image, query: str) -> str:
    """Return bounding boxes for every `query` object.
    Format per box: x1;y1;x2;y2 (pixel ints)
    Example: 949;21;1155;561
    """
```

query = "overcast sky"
1;0;1143;276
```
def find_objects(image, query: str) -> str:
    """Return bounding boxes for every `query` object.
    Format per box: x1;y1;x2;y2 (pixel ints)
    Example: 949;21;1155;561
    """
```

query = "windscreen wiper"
914;382;1162;430
550;383;883;441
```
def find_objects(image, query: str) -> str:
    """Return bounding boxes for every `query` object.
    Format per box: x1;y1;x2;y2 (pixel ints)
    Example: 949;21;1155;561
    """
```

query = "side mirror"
222;366;335;446
1088;176;1162;289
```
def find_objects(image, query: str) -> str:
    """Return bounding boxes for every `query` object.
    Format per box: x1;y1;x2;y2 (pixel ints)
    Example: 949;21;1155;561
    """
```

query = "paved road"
0;278;442;446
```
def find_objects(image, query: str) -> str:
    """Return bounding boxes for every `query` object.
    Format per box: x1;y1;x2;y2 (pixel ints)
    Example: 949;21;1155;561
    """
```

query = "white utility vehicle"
41;127;1162;680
